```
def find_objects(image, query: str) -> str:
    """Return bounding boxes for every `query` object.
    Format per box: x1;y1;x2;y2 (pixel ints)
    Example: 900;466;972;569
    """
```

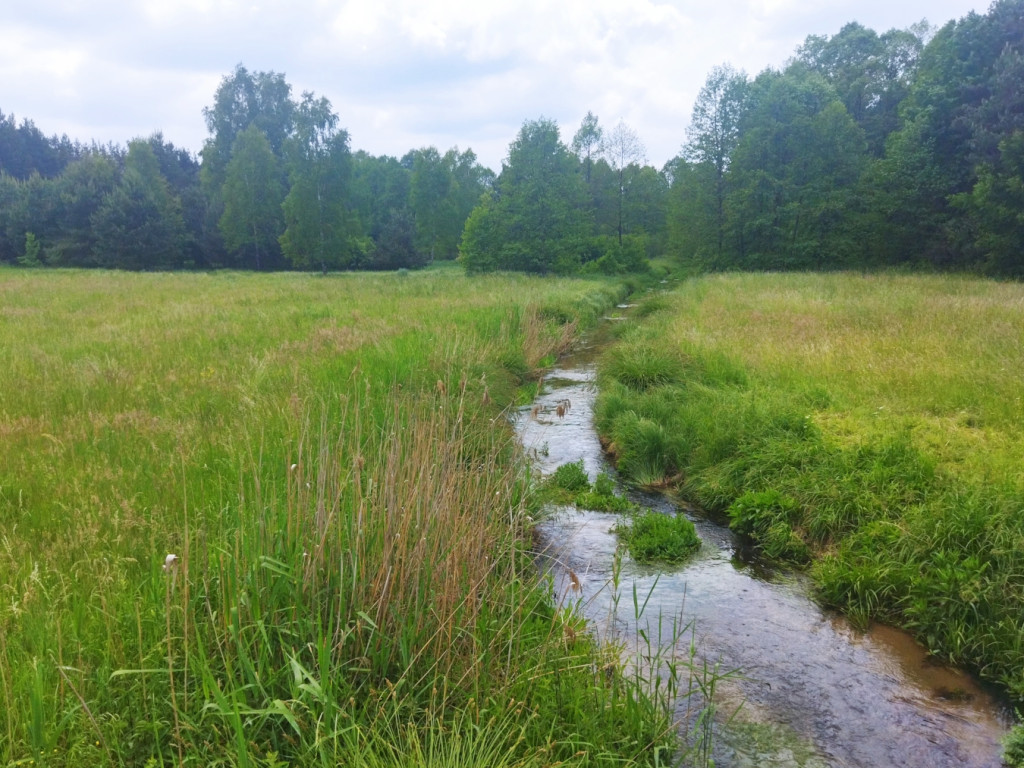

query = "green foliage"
582;234;650;275
17;231;41;267
668;3;1024;278
1004;723;1024;768
459;118;591;275
410;146;492;261
616;511;701;565
727;490;810;564
280;93;356;273
596;271;1024;704
92;139;189;269
219;125;285;269
549;459;591;492
541;463;638;513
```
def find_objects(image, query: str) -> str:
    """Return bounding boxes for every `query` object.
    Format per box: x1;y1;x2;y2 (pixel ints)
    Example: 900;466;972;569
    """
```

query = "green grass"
594;271;1024;704
0;265;701;766
615;512;701;565
540;462;638;513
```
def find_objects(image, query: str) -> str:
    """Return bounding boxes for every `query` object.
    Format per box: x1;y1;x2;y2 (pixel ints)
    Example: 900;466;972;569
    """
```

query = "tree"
17;232;42;267
602;121;646;244
48;153;119;264
460;118;589;274
280;93;355;273
371;207;428;270
201;65;293;190
725;68;867;269
862;0;1024;269
795;22;925;155
219;125;284;269
410;146;492;260
350;151;411;244
571;111;603;182
409;146;451;259
200;65;294;265
682;65;750;260
91;139;188;269
959;130;1024;275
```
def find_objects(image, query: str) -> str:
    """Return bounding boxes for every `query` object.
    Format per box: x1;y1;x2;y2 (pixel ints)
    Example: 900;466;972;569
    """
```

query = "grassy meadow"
0;265;690;767
596;272;1024;700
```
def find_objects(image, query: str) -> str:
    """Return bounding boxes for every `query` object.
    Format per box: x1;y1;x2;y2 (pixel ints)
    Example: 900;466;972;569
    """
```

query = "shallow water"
515;358;1010;768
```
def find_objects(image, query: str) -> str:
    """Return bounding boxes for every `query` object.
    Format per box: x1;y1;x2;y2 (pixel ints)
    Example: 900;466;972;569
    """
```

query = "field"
596;272;1024;700
0;266;686;767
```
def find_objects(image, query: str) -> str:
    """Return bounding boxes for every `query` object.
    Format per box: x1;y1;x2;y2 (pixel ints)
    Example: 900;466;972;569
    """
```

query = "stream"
514;340;1010;767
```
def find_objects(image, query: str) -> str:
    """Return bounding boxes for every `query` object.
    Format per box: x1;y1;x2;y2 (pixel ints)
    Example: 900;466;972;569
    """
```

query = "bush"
617;510;701;564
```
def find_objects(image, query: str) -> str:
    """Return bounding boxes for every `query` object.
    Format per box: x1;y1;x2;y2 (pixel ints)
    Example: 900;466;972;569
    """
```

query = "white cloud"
0;0;990;170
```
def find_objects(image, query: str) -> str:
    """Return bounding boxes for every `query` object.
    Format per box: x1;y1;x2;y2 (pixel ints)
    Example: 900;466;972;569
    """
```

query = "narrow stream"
515;344;1010;767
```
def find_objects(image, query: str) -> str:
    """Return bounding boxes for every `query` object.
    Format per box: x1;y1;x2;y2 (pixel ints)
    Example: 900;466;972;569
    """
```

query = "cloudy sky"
0;0;991;172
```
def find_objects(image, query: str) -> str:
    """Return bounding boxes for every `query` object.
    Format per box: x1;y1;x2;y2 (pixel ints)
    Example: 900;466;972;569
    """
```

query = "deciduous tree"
219;125;284;269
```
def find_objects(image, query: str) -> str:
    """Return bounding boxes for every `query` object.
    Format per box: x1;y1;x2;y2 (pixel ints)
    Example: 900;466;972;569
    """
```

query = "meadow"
595;272;1024;701
0;265;686;767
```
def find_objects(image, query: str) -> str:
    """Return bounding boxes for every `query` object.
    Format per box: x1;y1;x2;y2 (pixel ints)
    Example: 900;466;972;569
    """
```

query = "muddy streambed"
515;355;1010;768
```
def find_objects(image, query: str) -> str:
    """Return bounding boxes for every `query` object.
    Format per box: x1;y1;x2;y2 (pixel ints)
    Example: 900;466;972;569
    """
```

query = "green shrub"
617;510;701;564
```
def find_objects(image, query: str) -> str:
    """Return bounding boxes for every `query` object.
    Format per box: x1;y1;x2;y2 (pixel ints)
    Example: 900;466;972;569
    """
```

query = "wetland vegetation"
0;266;693;766
595;272;1024;709
2;1;1023;764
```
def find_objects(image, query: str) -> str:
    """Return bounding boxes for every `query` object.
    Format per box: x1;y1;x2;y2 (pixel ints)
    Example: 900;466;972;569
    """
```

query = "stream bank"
515;336;1010;767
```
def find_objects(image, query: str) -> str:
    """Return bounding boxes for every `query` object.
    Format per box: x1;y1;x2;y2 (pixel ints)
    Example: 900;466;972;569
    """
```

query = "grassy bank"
595;272;1024;701
0;265;688;766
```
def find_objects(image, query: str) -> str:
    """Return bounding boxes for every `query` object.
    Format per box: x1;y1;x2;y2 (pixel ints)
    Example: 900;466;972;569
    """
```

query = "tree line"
0;66;495;272
1;0;1021;276
670;0;1023;277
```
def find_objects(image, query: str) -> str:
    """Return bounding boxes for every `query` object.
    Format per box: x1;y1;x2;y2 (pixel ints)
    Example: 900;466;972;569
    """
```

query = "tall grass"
595;272;1024;702
0;266;693;765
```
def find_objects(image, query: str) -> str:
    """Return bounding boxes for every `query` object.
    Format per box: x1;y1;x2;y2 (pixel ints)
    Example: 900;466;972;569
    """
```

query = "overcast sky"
0;0;992;172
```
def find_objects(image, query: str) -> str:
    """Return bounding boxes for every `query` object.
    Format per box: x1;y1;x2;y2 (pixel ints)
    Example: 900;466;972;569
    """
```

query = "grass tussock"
594;271;1024;703
615;512;701;566
540;461;637;513
0;266;692;766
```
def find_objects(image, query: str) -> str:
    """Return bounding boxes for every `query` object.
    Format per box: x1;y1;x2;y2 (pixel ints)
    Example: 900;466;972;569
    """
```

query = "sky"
0;0;993;173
